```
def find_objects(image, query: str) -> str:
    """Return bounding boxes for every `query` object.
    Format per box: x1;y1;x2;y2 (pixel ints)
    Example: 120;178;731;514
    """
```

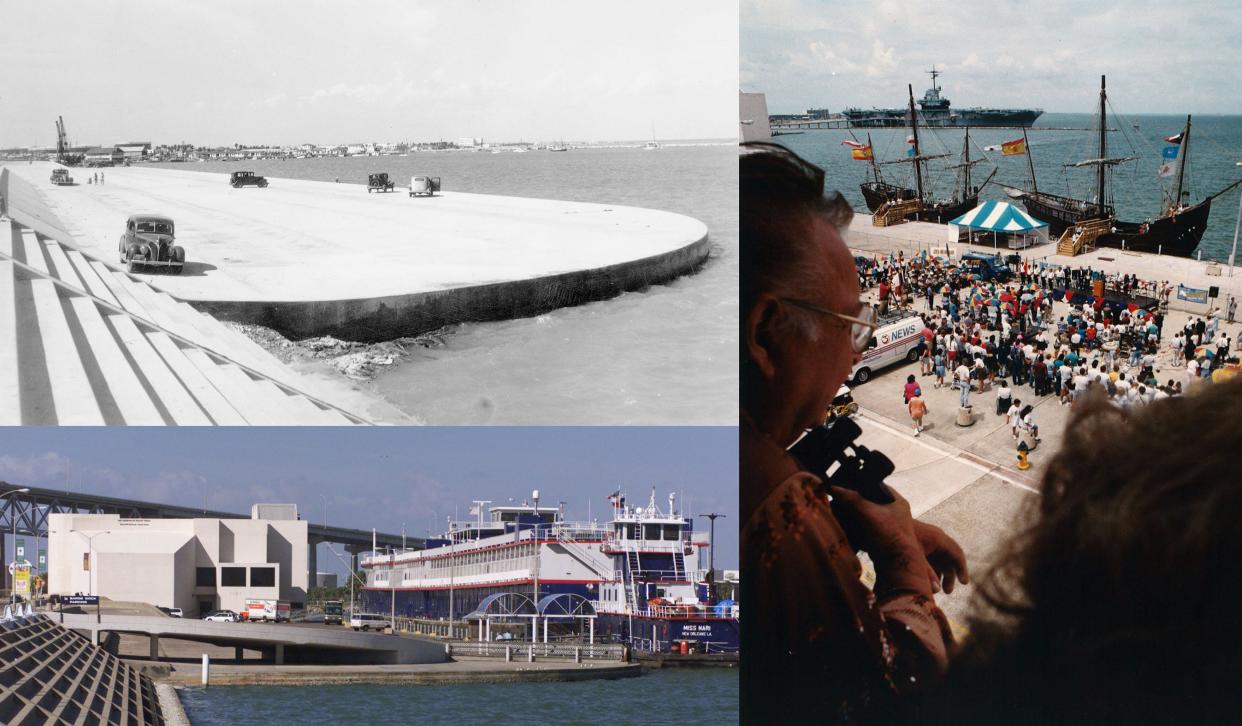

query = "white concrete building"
47;504;308;617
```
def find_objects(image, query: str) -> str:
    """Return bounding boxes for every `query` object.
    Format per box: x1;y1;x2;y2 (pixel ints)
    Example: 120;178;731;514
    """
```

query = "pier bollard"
528;645;534;663
505;645;512;662
201;654;209;687
575;647;581;664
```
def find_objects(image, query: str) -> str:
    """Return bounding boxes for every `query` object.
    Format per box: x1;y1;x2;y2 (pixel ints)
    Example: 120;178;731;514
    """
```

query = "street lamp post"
531;489;540;642
3;488;30;606
699;513;726;597
447;516;454;634
70;529;112;597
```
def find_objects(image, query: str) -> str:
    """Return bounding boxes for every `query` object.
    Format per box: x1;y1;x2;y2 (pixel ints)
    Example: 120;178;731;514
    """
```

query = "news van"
850;312;925;384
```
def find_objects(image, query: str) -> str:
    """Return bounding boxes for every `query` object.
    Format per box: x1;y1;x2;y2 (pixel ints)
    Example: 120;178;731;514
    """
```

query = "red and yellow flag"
851;145;873;161
1001;138;1026;156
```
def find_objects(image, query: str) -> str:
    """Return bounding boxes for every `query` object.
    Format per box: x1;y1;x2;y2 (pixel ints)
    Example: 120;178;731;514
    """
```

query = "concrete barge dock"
3;162;710;341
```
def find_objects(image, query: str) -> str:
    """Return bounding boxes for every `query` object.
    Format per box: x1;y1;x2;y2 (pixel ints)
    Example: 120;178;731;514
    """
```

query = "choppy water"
151;144;736;425
178;667;738;725
776;113;1242;261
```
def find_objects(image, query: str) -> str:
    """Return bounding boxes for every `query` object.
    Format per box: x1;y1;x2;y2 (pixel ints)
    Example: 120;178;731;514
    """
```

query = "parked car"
158;606;184;618
230;170;268;188
367;172;395;193
202;610;237;622
959;252;1012;283
117;214;185;274
349;612;389;632
50;168;74;186
409;175;441;197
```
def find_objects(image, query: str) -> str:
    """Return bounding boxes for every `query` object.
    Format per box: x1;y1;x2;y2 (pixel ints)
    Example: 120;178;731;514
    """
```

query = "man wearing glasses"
741;143;968;724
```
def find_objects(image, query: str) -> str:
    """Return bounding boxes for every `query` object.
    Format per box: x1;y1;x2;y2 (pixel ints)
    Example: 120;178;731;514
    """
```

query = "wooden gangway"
1056;218;1113;257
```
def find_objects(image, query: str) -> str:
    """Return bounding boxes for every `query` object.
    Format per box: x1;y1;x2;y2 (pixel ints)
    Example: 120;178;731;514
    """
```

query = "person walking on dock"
1229;296;1237;324
909;393;928;436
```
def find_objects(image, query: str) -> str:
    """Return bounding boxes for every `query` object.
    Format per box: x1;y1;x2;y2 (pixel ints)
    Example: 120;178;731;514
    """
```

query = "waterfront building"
47;504;308;617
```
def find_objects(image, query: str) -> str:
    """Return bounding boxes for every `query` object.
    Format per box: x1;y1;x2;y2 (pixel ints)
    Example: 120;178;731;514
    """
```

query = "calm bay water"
151;144;737;425
178;668;738;725
777;113;1242;261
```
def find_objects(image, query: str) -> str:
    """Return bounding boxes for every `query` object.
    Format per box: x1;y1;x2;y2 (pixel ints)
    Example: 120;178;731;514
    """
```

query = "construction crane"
55;116;82;166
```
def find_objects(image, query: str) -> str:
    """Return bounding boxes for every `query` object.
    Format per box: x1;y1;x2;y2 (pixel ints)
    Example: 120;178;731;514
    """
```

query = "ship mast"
908;84;924;200
1022;127;1037;194
1096;75;1106;208
1172;114;1191;213
867;132;879;184
963;127;971;200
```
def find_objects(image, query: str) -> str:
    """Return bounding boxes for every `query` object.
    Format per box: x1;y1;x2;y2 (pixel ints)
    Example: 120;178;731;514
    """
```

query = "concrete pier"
4;162;710;341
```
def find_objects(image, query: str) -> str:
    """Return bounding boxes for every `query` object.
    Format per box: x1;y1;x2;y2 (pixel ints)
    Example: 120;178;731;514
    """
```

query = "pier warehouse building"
47;504;308;617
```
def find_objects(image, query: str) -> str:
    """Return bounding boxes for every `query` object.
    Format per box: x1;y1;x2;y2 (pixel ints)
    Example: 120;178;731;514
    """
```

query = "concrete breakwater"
4;162;710;342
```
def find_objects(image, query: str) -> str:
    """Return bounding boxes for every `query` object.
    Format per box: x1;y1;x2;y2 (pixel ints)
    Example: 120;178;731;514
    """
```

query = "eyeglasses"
781;298;878;352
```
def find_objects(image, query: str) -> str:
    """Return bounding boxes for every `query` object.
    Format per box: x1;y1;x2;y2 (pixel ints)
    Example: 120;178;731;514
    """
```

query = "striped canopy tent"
949;200;1050;250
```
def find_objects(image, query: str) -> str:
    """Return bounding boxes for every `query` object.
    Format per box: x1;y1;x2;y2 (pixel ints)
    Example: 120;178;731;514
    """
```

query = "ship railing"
448;640;626;661
627;603;739;620
613;568;704;582
601;536;697;553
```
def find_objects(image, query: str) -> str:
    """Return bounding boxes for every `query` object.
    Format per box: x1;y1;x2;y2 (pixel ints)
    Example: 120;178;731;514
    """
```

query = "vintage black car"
50;168;74;186
117;214;184;274
367;172;395;193
230;170;268;188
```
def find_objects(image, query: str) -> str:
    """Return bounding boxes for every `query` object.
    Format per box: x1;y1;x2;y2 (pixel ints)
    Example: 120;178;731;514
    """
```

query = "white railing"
449;641;624;660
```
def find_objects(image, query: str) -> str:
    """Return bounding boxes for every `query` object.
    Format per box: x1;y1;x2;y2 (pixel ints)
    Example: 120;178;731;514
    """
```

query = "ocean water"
177;667;738;725
774;113;1242;261
150;144;737;425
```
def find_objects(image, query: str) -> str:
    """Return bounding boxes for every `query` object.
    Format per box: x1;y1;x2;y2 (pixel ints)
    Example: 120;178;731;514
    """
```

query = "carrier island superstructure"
359;492;739;653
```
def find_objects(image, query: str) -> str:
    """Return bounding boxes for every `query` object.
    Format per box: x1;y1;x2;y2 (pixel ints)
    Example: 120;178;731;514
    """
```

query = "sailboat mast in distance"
1174;115;1191;212
1097;75;1107;207
908;84;923;200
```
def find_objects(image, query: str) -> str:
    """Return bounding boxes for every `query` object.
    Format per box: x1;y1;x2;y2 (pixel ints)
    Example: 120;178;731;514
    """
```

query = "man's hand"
828;486;929;597
913;521;970;594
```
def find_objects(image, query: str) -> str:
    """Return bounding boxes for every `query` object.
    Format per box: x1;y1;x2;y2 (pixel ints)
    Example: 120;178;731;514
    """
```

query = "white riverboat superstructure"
359;491;738;653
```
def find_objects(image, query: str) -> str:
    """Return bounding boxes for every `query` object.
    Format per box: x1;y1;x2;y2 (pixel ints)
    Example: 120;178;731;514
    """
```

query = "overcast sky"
743;0;1242;115
1;0;737;148
0;427;738;574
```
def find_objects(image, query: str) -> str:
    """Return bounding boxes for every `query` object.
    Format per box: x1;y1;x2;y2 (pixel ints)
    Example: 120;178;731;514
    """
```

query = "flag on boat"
851;145;873;160
1001;138;1026;156
1158;142;1182;178
907;146;916;157
1161;146;1180;159
841;140;866;149
1165;132;1184;144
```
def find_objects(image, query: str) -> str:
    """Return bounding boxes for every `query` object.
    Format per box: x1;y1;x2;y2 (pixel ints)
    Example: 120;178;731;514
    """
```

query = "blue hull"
596;613;740;654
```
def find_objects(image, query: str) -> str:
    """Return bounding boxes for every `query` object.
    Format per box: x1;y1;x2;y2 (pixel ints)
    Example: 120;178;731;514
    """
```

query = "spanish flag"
1001;138;1026;156
851;145;873;161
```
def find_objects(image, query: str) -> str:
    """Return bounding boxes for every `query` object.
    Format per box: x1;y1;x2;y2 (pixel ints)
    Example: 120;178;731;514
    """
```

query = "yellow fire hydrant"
1016;442;1031;470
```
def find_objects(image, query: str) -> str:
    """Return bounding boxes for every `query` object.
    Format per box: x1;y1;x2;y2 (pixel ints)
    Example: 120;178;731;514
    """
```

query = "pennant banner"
1001;138;1026;156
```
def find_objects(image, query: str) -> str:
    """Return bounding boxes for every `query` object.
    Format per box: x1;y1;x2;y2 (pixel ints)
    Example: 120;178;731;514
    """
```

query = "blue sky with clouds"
0;427;738;574
743;0;1242;115
0;0;737;148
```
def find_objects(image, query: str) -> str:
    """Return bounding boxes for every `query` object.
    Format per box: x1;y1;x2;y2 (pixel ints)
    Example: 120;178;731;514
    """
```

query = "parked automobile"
959;252;1012;282
349;613;389;632
158;606;184;618
367;172;395;193
117;214;185;274
245;599;291;623
50;168;74;186
409;175;441;197
230;170;268;188
202;610;237;622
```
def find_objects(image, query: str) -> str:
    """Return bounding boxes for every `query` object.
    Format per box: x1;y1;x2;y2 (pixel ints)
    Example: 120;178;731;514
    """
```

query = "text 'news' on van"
850;310;925;384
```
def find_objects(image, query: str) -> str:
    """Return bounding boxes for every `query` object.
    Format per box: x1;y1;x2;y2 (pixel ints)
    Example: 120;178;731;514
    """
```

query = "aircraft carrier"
843;68;1043;128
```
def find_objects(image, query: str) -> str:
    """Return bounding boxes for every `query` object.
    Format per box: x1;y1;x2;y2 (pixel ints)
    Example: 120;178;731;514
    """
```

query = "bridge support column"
234;646;244;663
307;538;319;591
149;635;159;661
274;642;284;666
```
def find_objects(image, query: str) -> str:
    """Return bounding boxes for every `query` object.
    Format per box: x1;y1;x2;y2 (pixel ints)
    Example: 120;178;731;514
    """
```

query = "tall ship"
1007;76;1242;257
859;84;993;225
359;491;738;654
844;68;1043;128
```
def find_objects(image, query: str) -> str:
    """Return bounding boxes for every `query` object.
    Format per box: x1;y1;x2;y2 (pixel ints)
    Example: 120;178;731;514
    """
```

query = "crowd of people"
742;143;1242;725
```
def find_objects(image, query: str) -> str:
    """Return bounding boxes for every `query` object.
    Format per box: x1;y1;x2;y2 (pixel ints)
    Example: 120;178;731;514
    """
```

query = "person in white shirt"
1007;399;1023;439
1187;357;1199;380
955;363;972;407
